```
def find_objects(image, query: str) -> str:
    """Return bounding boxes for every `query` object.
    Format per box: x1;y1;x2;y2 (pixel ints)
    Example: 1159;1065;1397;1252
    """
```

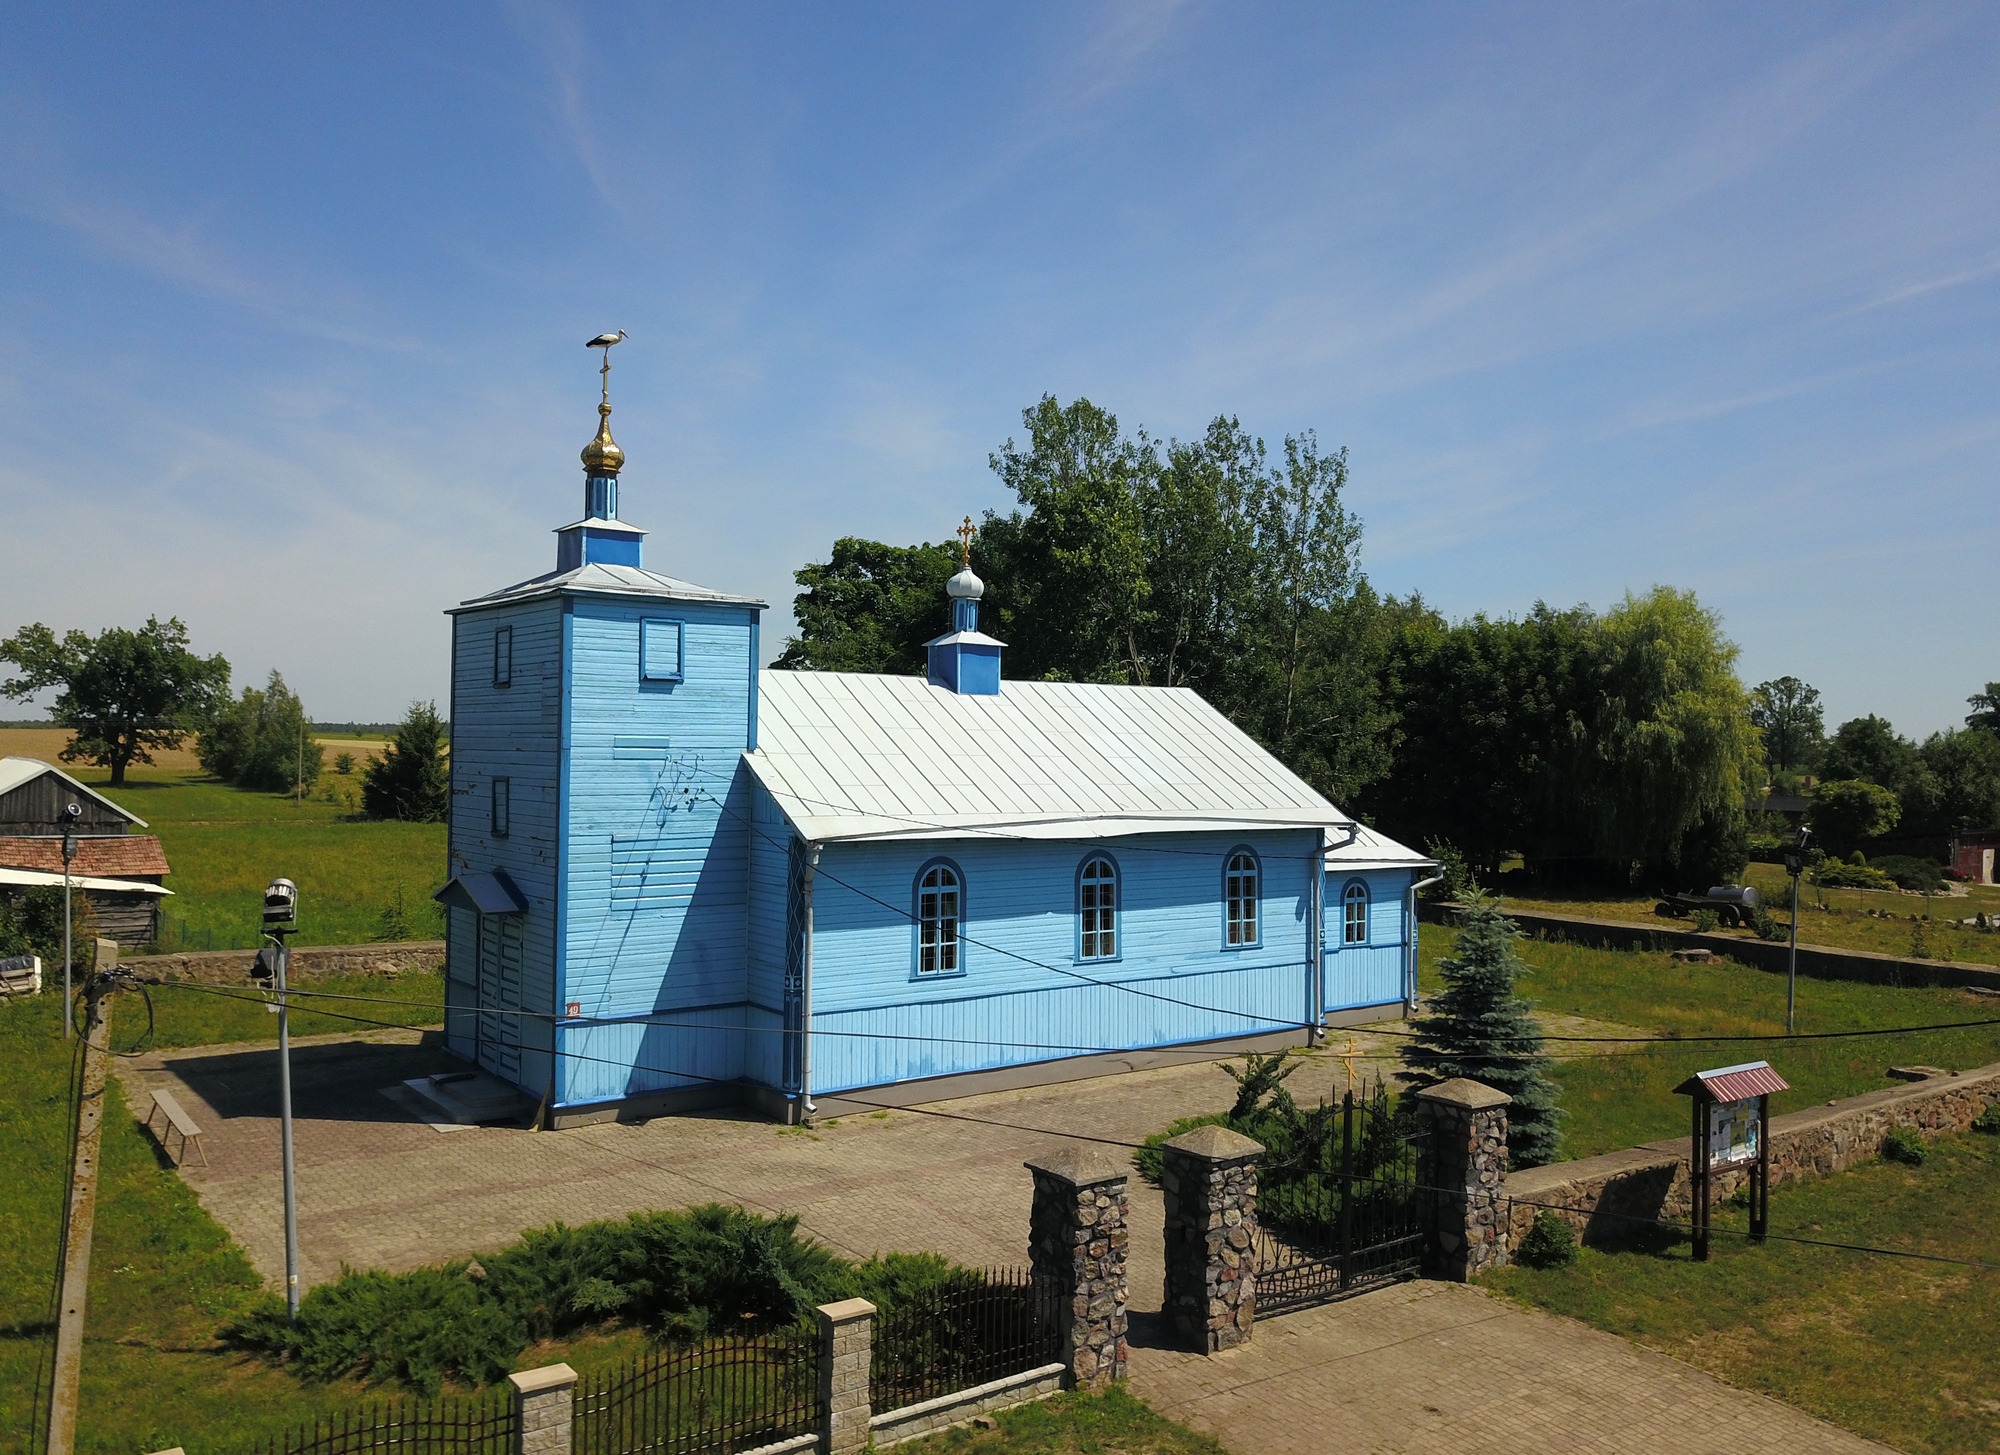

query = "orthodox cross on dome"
956;515;976;567
581;329;628;482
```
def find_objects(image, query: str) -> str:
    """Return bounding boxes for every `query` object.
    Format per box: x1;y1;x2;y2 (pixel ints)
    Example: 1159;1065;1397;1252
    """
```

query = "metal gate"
1252;1084;1428;1316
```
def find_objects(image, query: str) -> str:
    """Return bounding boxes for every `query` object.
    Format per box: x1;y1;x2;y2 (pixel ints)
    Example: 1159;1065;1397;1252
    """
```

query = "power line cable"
145;988;2000;1277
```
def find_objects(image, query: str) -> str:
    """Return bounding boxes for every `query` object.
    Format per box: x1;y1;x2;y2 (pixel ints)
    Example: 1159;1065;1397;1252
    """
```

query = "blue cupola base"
926;632;1004;694
555;516;647;570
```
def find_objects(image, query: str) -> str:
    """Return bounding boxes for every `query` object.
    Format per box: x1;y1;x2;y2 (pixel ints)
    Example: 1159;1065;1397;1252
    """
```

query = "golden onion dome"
581;401;624;476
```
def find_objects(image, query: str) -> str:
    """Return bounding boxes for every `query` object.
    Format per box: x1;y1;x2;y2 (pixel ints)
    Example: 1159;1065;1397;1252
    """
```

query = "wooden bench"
145;1089;209;1167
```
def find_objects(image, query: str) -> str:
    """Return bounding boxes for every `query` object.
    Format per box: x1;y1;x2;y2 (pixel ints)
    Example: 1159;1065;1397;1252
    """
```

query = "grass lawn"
0;727;444;951
1419;923;2000;1158
1497;861;2000;968
1486;1129;2000;1455
0;973;463;1455
898;1386;1225;1455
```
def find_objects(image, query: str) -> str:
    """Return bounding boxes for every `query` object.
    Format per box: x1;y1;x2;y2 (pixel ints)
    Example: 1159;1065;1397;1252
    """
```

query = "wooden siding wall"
804;829;1321;1095
0;776;133;834
450;599;564;1086
1321;869;1415;1011
742;779;792;1089
556;597;759;1107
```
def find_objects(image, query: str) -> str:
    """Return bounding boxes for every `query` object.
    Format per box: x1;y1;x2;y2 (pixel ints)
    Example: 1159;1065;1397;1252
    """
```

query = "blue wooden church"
436;354;1435;1125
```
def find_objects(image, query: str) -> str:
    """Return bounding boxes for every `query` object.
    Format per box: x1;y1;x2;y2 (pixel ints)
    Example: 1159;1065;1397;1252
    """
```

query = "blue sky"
1;3;1995;736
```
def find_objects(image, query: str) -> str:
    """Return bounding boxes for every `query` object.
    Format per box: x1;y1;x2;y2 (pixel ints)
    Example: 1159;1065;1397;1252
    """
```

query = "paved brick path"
1125;1282;1895;1455
117;1028;1893;1455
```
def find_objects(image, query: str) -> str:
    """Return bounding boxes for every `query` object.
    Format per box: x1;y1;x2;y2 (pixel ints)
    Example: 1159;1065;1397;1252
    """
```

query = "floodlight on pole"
59;802;80;1041
262;877;302;1321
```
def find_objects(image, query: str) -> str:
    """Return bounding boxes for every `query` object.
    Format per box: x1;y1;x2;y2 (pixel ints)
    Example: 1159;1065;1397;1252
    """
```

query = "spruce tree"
1400;899;1563;1166
362;701;450;823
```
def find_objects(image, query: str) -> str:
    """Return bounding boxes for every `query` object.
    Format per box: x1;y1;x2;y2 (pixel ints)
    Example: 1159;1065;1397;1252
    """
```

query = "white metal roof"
0;866;172;895
451;561;766;613
0;758;147;828
1324;822;1439;874
747;671;1368;845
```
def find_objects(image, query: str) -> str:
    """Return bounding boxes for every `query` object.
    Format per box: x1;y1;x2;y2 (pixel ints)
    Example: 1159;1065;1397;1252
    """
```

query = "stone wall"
868;1364;1068;1447
1421;900;2000;994
1507;1061;2000;1247
128;939;445;985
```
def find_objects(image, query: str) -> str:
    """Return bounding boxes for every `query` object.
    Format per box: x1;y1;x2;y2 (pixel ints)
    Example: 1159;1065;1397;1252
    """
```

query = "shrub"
226;1203;970;1394
1813;860;1895;890
1909;918;1934;961
1881;1126;1928;1165
1870;855;1944;892
1746;904;1787;942
1690;909;1719;934
1516;1211;1578;1269
1972;1103;2000;1135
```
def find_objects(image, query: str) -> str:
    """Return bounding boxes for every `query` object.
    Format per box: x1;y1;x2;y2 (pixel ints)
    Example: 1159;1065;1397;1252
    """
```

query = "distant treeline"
776;395;1998;889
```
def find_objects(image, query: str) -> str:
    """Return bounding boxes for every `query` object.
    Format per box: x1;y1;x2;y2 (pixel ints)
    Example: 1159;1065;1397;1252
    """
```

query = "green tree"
1821;715;1926;794
1360;601;1596;875
985;395;1154;683
1399;900;1563;1167
1967;683;2000;737
774;538;958;674
1809;779;1902;854
1750;676;1824;772
1227;431;1393;804
0;616;229;785
362;701;450;823
1572;588;1763;880
199;671;323;794
1906;729;2000;850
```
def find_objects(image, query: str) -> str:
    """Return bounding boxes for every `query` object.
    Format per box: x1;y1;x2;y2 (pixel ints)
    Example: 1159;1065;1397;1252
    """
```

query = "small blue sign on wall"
641;619;684;682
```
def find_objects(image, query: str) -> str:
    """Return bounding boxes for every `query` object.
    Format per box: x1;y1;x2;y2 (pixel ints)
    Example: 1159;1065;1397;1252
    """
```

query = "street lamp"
259;877;302;1320
59;802;80;1040
1782;828;1811;1036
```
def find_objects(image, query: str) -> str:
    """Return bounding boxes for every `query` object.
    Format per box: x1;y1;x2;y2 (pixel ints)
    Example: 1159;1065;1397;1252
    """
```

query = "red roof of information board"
1674;1061;1790;1101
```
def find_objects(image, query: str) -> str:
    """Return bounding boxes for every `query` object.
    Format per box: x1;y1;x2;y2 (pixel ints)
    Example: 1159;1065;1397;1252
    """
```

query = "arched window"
1343;880;1371;945
916;861;962;976
1078;855;1118;960
1225;850;1260;947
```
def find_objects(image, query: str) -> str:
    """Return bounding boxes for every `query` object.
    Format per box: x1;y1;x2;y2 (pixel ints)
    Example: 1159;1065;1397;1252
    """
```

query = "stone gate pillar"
1025;1145;1129;1389
815;1298;876;1455
1413;1079;1510;1281
1159;1124;1262;1353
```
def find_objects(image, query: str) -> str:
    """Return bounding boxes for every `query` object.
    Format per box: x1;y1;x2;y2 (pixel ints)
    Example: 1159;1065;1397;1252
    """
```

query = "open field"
1497;859;2000;967
0;727;387;780
1486;1128;2000;1455
0;728;445;950
1418;923;2000;1158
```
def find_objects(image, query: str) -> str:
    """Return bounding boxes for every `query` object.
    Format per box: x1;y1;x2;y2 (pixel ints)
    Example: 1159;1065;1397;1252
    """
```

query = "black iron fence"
869;1268;1064;1413
571;1326;821;1455
1253;1083;1428;1316
257;1389;516;1455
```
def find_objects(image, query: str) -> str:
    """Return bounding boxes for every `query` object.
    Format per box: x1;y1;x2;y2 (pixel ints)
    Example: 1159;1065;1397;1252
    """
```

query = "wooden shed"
0;757;173;945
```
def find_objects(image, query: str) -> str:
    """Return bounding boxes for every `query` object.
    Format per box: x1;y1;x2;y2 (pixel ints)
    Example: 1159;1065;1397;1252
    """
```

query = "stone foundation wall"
868;1363;1068;1447
1421;900;2000;994
128;940;445;985
1507;1062;2000;1247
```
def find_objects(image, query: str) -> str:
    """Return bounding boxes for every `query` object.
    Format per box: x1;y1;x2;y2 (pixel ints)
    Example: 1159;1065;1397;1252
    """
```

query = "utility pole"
46;938;120;1455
